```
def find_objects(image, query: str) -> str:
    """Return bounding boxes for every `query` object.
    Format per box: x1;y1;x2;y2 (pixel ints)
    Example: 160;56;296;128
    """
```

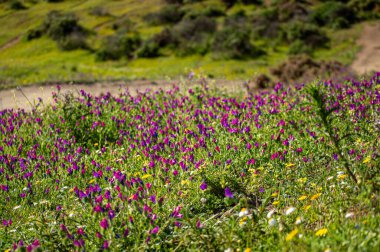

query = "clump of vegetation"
96;32;141;61
26;11;90;51
143;4;185;25
311;1;356;29
9;0;26;10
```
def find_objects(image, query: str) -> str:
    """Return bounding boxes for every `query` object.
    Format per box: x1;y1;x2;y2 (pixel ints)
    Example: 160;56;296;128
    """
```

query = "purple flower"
225;187;234;198
200;182;208;191
150;226;159;234
100;218;109;229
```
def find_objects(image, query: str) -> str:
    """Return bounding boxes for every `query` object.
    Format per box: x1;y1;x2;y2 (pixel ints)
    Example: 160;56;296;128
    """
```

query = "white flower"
39;200;48;204
295;216;302;225
285;207;296;215
13;205;21;210
345;212;354;218
337;171;344;175
268;218;277;227
267;209;276;219
224;248;233;252
200;198;207;204
239;208;249;218
327;176;334;181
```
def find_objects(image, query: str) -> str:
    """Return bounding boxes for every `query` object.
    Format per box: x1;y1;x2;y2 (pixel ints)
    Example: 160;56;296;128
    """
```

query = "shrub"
26;11;90;50
96;33;142;61
288;40;313;55
281;21;329;49
183;6;225;20
144;4;185;25
9;0;26;10
212;25;263;59
136;40;161;58
251;8;281;38
56;32;89;51
152;28;178;48
310;1;356;29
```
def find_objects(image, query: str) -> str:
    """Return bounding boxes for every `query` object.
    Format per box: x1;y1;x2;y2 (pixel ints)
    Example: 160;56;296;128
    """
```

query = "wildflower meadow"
1;73;379;251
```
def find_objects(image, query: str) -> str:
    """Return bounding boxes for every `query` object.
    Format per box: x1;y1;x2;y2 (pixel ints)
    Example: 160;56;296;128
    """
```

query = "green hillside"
0;0;379;89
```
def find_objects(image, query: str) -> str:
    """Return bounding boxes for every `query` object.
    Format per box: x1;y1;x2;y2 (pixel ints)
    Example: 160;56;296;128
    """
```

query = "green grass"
0;0;368;89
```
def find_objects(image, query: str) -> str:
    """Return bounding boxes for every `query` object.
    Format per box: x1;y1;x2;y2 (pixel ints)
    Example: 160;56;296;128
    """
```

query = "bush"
311;1;356;29
152;28;178;48
89;6;110;17
137;40;161;58
251;8;281;38
183;6;225;20
96;33;142;61
57;32;89;51
288;40;313;55
144;4;185;25
9;0;26;10
112;17;135;32
26;11;90;50
212;25;263;59
281;21;329;49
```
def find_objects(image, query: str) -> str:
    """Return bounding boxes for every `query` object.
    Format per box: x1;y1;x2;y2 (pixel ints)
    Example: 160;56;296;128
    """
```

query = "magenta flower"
100;218;109;229
225;187;234;198
200;182;208;191
150;226;159;234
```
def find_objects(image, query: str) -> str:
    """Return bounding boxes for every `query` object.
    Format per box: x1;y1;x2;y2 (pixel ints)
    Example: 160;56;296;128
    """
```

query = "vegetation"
0;73;379;250
0;0;379;88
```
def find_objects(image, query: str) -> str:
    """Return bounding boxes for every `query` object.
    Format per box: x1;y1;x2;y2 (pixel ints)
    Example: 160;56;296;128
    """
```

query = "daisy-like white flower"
285;207;296;215
13;205;21;210
295;216;302;225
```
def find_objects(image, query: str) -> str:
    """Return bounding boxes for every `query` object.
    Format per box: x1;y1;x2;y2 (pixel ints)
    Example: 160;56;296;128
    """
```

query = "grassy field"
0;0;365;89
0;73;379;251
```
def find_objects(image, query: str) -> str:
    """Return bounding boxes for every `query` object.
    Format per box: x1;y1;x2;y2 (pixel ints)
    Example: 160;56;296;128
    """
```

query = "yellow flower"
311;193;321;200
286;228;299;241
337;174;348;180
69;187;74;193
363;156;371;164
89;179;95;184
181;180;190;185
285;163;295;168
244;248;252;252
141;174;152;179
304;205;311;211
272;201;280;205
94;143;98;146
297;177;307;184
271;192;278;197
315;228;328;236
239;216;248;226
298;195;307;201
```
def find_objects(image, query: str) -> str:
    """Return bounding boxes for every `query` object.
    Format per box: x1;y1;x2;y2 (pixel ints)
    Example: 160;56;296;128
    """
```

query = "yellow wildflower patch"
271;192;278;197
272;201;280;205
363;156;371;164
311;193;321;200
141;174;152;179
298;195;307;201
315;228;328;236
244;248;252;252
304;205;311;211
337;174;348;180
286;228;299;241
285;163;295;168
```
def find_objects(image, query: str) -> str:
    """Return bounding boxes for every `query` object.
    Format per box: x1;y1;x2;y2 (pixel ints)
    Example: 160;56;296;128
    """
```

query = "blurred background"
0;0;379;91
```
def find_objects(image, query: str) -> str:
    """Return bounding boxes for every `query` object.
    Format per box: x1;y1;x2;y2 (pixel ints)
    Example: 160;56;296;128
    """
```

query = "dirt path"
351;22;380;75
0;35;21;51
0;79;244;111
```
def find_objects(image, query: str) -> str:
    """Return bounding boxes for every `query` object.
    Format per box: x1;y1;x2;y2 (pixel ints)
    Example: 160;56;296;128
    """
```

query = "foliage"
310;1;356;29
0;73;379;251
96;32;142;61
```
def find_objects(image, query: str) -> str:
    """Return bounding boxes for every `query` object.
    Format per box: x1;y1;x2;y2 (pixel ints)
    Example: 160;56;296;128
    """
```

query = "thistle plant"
306;83;358;184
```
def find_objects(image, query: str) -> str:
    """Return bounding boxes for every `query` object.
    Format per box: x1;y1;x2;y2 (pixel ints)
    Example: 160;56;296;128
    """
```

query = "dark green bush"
89;6;110;17
144;4;185;25
137;40;161;58
152;28;178;48
288;40;312;55
56;32;89;51
282;21;329;49
96;33;142;61
348;0;380;19
311;1;356;29
212;25;263;59
183;6;225;20
26;11;90;51
9;0;26;10
251;8;281;38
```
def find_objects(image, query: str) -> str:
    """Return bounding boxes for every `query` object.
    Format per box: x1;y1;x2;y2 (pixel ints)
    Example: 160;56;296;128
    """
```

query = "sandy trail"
351;22;380;75
0;80;244;111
